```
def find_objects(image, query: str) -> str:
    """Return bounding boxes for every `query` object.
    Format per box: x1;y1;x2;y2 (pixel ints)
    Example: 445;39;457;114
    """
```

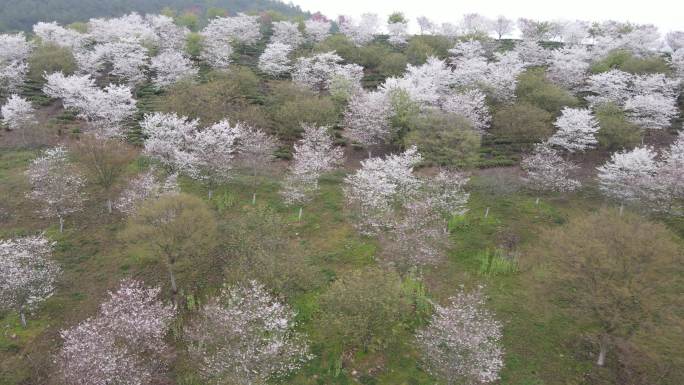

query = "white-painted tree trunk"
298;207;303;221
106;199;112;214
19;308;26;328
59;216;64;233
484;207;490;218
597;339;608;366
169;268;178;294
252;192;256;205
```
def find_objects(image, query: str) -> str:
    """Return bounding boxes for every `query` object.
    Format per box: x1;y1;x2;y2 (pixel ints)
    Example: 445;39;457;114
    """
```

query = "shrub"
595;103;642;151
516;68;579;114
491;102;554;144
28;43;76;83
404;110;481;166
591;49;671;75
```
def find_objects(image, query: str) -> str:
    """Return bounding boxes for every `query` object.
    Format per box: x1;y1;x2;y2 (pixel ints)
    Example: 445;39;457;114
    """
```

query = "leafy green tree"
388;12;407;24
516;68;579;114
176;11;200;31
266;83;338;141
185;32;203;58
591;49;671;75
541;209;683;368
159;68;263;126
316;267;410;353
405;35;452;65
122;193;217;294
405;110;481;166
595;103;642;151
491;103;554;144
27;43;76;83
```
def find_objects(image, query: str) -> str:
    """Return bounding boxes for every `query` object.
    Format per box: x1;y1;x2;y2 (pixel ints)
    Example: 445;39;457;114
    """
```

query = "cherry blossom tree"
150;50;198;89
258;42;293;77
78;38;149;85
25;146;87;232
191;120;241;198
492;16;514;39
58;279;175;385
338;13;379;46
547;46;591;91
461;13;492;35
292;51;363;93
671;49;684;78
521;143;581;193
666;31;684;51
234;126;278;201
304;19;331;43
624;93;678;130
343;147;422;234
585;69;633;107
140;112;198;174
427;170;471;221
43;72;136;138
114;170;179;215
271;21;303;47
0;235;60;327
441;89;491;133
657;132;684;214
1;94;35;132
417;16;436;35
597;146;660;207
558;20;590;45
185;281;311;385
281;124;343;207
33;21;86;50
548;107;599;152
383;56;454;107
343;90;393;153
146;14;190;51
416;287;504;385
0;32;32;93
381;198;448;270
87;13;156;44
201;14;261;51
387;20;409;47
512;40;550;67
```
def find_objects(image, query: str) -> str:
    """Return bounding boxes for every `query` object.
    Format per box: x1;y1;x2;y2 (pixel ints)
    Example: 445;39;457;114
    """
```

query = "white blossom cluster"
25;146;87;230
521;143;581;193
281;124;343;205
1;94;35;130
292;51;364;93
58;279;175;385
114;170;179;215
0;234;60;326
185;281;312;385
597;135;684;214
586;70;679;129
548;107;600;153
142;113;279;190
150;49;198;89
0;32;32;93
338;13;379;46
343;90;393;148
43;72;136;138
417;287;504;385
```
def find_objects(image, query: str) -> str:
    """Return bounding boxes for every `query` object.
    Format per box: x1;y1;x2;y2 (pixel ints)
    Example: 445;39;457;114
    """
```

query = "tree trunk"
19;308;26;328
106;199;112;214
535;197;540;206
252;192;256;205
59;216;64;233
368;149;372;158
619;204;624;217
484;207;490;218
168;267;178;294
208;189;213;200
298;207;303;221
597;338;608;366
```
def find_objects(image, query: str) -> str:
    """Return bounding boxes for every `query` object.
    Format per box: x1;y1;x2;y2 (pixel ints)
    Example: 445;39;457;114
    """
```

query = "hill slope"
0;0;308;32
